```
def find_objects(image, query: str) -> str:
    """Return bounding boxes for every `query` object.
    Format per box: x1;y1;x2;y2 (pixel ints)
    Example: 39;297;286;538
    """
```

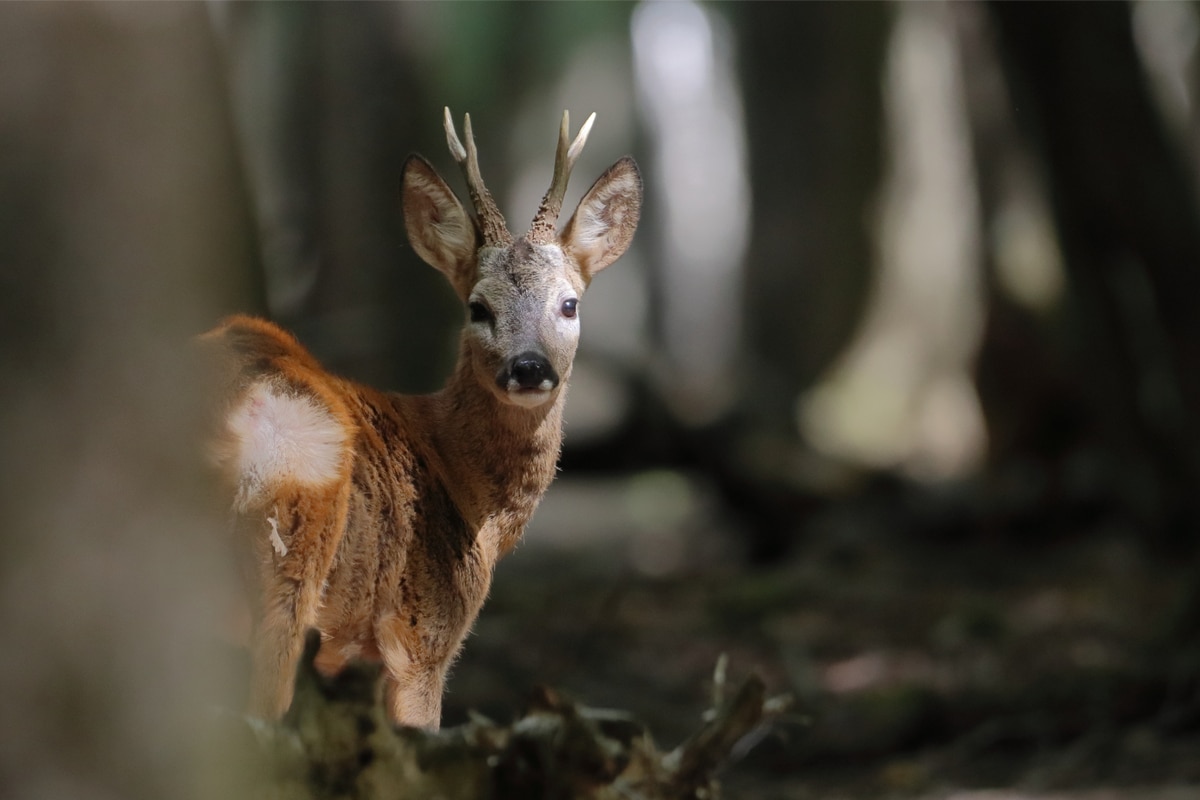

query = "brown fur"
205;113;641;729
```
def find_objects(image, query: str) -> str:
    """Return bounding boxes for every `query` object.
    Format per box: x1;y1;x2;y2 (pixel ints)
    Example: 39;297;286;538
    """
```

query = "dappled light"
799;2;987;481
632;0;749;423
1132;0;1199;140
989;189;1066;315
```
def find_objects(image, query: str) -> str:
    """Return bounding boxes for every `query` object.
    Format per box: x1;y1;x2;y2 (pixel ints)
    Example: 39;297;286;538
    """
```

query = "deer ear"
560;156;642;283
402;155;479;295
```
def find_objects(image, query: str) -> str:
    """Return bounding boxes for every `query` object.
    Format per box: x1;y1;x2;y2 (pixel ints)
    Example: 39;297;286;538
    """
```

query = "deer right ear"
402;155;479;296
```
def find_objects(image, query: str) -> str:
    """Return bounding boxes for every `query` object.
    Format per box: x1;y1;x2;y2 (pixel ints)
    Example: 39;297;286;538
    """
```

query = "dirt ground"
445;473;1200;799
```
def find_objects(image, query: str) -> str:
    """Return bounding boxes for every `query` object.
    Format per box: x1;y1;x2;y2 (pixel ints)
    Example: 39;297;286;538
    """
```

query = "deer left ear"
560;156;642;283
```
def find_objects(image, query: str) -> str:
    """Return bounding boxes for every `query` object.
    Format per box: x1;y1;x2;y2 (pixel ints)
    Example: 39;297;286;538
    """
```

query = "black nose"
505;352;559;391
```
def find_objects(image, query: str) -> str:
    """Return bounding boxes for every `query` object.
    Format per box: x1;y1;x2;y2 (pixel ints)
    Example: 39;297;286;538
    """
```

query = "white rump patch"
226;381;348;509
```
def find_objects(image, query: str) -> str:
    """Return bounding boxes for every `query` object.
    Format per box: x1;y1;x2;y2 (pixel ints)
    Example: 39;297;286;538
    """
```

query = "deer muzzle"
498;351;559;406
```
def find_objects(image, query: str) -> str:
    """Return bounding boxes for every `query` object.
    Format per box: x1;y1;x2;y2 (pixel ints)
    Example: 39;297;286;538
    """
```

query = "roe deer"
204;109;641;729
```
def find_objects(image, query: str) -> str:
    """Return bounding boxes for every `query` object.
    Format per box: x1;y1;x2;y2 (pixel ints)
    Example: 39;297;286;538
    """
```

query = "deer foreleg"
375;615;449;730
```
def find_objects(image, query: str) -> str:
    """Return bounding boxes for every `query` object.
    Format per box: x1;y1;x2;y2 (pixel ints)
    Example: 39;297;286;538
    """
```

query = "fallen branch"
216;632;790;799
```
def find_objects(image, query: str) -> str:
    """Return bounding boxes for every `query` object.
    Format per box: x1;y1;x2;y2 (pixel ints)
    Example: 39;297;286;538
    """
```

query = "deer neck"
428;344;567;547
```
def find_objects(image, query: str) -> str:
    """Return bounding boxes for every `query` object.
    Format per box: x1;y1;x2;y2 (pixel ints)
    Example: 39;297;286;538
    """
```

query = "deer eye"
561;298;578;319
468;301;493;324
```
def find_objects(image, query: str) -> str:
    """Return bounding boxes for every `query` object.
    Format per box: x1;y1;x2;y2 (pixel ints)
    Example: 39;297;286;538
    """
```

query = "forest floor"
446;472;1200;799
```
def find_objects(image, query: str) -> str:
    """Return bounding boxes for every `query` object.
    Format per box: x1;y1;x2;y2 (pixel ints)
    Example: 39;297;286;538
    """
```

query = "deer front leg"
385;665;445;731
375;615;448;730
247;484;349;718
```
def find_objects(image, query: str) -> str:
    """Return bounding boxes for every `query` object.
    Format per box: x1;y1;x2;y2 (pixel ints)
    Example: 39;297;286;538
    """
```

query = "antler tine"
442;107;512;246
528;110;596;243
442;106;467;162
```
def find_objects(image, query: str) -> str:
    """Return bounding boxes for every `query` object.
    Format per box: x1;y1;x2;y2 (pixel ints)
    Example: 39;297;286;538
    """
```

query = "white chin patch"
505;388;553;409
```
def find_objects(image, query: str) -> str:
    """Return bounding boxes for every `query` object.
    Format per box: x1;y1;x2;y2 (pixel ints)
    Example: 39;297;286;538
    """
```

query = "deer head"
401;109;642;410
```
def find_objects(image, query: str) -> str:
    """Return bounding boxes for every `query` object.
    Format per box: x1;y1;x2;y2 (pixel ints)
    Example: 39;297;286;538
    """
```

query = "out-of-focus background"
4;2;1200;797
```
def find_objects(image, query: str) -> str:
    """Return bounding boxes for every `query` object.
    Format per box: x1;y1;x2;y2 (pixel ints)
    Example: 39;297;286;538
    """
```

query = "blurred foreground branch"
213;633;789;800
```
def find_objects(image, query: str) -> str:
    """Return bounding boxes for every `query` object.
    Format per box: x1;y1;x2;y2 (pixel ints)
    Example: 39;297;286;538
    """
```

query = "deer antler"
443;107;513;247
527;110;596;244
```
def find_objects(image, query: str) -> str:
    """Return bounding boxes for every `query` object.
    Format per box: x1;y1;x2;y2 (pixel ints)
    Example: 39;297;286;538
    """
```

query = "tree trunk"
0;3;257;797
736;2;893;432
986;0;1200;542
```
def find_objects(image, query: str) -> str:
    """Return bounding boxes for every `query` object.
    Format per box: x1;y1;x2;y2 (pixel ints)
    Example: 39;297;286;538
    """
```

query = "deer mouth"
504;385;555;408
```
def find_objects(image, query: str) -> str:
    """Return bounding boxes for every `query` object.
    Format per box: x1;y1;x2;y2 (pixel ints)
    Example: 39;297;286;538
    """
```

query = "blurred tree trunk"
736;2;892;434
954;3;1093;528
984;0;1200;542
566;2;894;563
217;1;459;392
711;3;891;561
0;3;255;797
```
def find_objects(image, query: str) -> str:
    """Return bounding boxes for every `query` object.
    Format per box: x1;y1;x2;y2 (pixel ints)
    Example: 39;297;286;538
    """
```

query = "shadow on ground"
447;474;1200;799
